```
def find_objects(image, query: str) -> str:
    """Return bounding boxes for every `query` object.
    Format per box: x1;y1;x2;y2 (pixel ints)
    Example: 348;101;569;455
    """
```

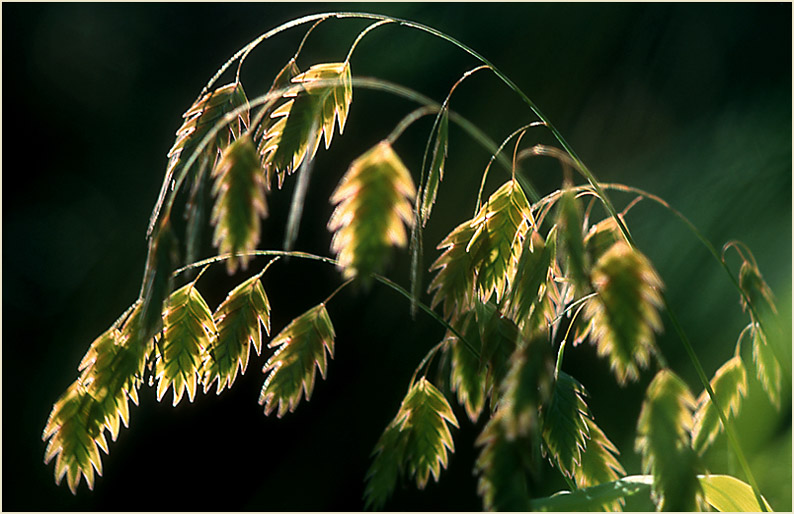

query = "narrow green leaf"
203;271;271;394
635;369;703;511
584;241;663;385
184;154;211;267
420;106;449;226
140;220;177;341
328;141;416;280
210;134;268;274
259;303;335;417
531;473;774;512
157;283;216;406
700;474;774;512
530;475;653;512
692;356;748;454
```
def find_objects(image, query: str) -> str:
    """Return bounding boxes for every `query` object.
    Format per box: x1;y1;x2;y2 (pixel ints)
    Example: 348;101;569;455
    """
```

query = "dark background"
3;3;791;511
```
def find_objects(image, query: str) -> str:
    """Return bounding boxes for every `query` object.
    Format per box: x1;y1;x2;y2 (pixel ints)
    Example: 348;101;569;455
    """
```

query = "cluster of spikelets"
42;24;784;512
43;267;271;493
42;50;418;495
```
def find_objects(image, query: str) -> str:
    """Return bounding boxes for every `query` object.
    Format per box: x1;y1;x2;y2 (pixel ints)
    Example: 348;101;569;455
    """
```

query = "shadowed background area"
3;3;791;511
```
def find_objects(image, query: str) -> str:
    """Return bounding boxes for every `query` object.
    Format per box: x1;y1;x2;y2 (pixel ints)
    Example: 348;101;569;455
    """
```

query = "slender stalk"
408;341;446;389
171;248;479;360
324;277;355;304
476;122;545;213
345;19;393;63
385;106;437;144
663;293;766;511
373;274;479;359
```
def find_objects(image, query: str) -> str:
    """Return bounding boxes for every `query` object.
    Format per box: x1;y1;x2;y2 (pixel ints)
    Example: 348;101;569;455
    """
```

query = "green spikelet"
203;270;271;394
541;371;591;478
42;383;105;494
152;82;249;238
692;356;747;454
477;306;521;407
475;414;532;512
364;378;458;509
448;313;489;422
261;62;352;187
584;241;663;385
474;324;553;510
43;302;151;494
751;324;782;408
210;134;267;274
259;303;335;417
738;259;777;315
505;228;556;335
420;106;449;226
328;141;416;280
575;418;626;496
168;82;250;172
428;220;480;320
498;331;555;441
467;180;534;304
363;420;406;510
557;189;590;294
635;369;703;511
156;282;216;406
254;57;302;184
584;216;623;264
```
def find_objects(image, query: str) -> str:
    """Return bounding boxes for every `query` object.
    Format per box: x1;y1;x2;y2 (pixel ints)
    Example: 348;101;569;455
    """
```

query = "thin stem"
385;106;437;144
663;292;766;510
722;240;756;268
256;256;281;278
559;296;591;348
294;19;325;62
476;122;545;213
172;249;339;277
419;65;490;194
373;274;479;359
549;292;597;327
345;19;393;63
511;129;528;183
170;248;479;360
188;264;210;290
408;340;446;389
324;277;355;304
554;340;566;380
